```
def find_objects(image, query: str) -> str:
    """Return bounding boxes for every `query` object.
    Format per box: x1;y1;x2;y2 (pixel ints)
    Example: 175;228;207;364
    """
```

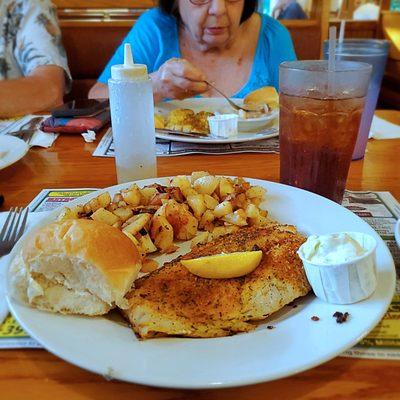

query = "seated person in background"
353;1;380;21
0;0;70;118
273;0;308;20
89;0;296;103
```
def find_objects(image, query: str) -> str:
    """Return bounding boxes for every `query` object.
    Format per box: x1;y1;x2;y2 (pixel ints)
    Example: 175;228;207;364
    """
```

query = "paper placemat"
93;128;280;157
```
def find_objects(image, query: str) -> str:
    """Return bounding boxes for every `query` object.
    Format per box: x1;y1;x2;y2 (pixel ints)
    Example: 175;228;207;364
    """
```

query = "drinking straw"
339;20;346;44
328;26;337;73
328;26;337;96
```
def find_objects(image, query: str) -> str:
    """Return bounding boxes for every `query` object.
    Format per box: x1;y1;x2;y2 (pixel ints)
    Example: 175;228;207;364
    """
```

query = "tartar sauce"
300;233;366;265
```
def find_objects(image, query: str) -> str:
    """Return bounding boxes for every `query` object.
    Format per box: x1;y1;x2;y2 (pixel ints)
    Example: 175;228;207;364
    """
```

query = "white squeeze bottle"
108;43;157;183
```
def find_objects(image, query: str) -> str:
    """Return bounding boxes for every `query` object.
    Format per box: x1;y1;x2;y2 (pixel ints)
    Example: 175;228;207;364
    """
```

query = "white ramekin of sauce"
297;232;377;304
208;114;238;138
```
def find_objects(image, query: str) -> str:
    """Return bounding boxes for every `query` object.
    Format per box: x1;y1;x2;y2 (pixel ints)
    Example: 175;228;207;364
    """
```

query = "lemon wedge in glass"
181;250;263;279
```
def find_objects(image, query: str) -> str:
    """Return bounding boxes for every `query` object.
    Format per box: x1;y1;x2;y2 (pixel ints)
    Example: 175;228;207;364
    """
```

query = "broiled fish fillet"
165;108;213;135
124;225;311;338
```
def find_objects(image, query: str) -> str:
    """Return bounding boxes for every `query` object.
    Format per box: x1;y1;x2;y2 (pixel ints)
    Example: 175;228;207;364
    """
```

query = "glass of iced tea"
279;60;372;203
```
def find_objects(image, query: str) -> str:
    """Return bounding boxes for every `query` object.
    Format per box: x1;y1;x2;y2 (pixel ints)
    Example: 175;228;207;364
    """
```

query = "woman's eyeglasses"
189;0;242;5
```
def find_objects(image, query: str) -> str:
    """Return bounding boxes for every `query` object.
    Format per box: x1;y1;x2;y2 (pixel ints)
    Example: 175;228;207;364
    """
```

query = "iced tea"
279;93;365;203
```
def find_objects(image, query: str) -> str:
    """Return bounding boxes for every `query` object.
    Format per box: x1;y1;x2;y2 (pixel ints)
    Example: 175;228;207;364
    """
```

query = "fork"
204;80;252;113
8;117;43;145
0;207;29;256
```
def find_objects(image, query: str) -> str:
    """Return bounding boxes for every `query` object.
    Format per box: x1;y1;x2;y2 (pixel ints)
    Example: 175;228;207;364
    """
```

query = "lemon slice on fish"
181;250;263;279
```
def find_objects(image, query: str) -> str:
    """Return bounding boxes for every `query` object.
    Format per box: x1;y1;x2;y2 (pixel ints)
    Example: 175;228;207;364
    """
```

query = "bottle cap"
111;44;148;80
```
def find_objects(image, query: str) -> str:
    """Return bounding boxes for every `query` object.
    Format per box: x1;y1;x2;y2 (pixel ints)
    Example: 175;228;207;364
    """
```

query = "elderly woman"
89;0;296;102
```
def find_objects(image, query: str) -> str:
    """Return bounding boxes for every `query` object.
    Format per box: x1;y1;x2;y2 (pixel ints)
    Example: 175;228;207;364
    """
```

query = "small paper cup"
297;232;377;304
208;114;238;138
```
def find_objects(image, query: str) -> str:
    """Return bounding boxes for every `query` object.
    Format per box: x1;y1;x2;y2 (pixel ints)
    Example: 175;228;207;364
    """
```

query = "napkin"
25;129;58;148
82;130;96;143
369;115;400;139
0;211;51;325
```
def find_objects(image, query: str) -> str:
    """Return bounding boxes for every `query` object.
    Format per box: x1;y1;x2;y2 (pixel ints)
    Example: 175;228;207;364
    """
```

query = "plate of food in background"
5;172;395;389
154;87;279;143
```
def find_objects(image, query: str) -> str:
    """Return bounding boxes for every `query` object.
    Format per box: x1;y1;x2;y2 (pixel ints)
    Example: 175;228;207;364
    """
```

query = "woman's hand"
151;58;208;102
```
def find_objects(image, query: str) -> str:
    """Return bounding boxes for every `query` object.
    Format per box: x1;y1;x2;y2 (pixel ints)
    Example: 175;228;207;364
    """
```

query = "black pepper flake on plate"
311;316;320;321
267;325;275;330
333;311;349;324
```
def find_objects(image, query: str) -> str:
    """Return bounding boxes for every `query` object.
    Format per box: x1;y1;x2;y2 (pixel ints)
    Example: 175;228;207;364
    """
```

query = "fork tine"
15;207;29;242
4;207;19;242
9;207;24;244
5;207;19;242
0;207;14;241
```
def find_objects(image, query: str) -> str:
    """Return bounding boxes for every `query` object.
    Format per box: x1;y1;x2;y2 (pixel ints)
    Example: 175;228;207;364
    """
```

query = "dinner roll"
9;219;141;315
244;86;279;109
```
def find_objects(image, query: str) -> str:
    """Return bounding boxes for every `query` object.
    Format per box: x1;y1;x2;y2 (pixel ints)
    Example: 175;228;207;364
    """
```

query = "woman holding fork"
89;0;296;102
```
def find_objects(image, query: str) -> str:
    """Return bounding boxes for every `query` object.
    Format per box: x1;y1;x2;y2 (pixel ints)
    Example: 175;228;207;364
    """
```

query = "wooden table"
1;116;400;399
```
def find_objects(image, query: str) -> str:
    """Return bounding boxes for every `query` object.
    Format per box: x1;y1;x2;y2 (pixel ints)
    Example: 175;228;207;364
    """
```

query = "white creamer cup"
208;114;238;138
297;232;377;304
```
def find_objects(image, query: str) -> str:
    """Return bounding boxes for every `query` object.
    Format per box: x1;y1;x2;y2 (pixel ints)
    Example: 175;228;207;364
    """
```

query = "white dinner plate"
156;127;278;144
155;98;278;143
0;135;29;170
6;178;395;389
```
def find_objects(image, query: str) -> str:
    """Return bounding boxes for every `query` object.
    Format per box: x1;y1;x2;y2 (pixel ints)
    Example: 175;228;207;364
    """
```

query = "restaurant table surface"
0;110;400;399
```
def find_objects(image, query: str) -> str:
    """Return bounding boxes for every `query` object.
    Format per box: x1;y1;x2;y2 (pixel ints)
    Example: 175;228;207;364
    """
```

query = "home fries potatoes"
57;172;270;271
